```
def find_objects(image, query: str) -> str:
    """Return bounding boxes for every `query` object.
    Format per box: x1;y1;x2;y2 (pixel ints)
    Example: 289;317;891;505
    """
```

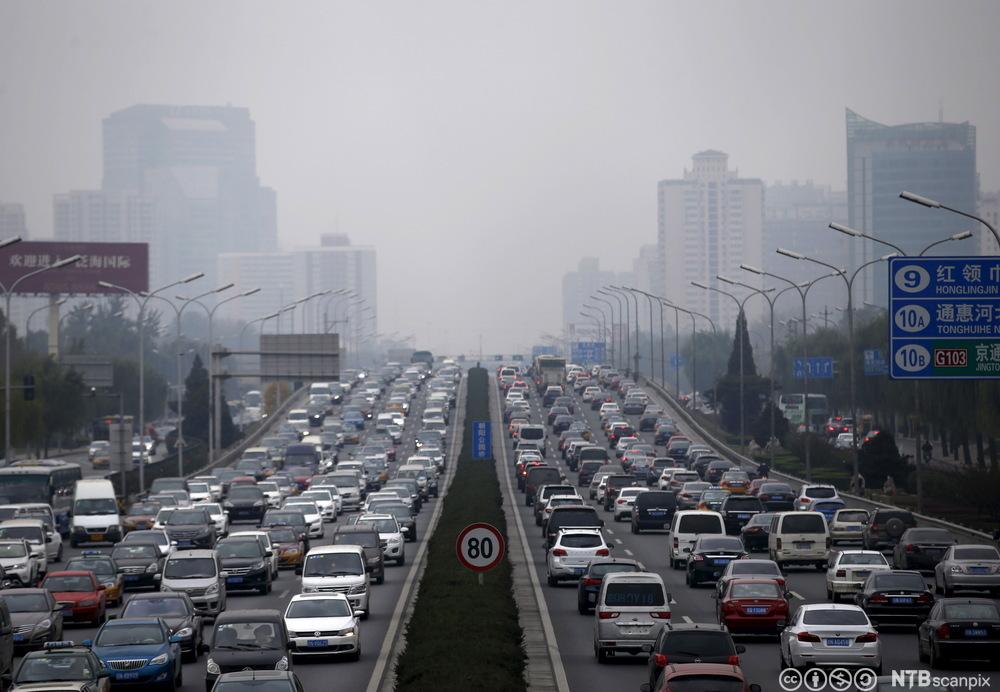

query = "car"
641;664;761;692
917;597;1000;668
205;609;291;692
364;502;417;543
696;488;729;512
89;617;183;690
575;558;643;614
159;549;226;618
892;528;958;571
216;537;272;595
834;432;855;449
645;625;744;690
545;528;610;586
715;558;785;599
933;544;1000;597
719;470;751;494
265;527;306;570
826;550;892;601
779;603;881;674
122;503;162;534
717;578;790;636
120;530;173;558
281;501;324;539
283;593;361;660
260;511;310;546
630;490;676;534
686;536;747;587
739;512;775;553
794;484;841;511
862;509;917;551
297;545;370;614
40;571;106;626
829;508;870;544
755;482;796;511
354;514;405;566
805;497;846;521
222;486;267;523
545;506;603;549
64;553;124;607
675;481;710;510
718;495;764;535
298;490;338;522
612;487;648;521
539;496;585;532
593;571;669;662
118;592;205;662
10;642;110;692
0;538;41;586
194;503;229;538
210;671;304;692
532;485;579;526
2;589;64;651
0;519;50;574
854;569;934;626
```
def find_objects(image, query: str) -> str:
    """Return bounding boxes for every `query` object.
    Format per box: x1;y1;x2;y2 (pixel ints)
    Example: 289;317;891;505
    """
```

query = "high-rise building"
561;257;632;340
978;190;999;256
846;108;978;305
0;202;27;239
53;190;153;244
658;151;764;329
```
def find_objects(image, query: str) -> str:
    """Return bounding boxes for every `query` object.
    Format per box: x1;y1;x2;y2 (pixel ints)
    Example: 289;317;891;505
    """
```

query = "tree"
263;382;291;416
751;402;790;447
182;355;210;443
714;311;770;435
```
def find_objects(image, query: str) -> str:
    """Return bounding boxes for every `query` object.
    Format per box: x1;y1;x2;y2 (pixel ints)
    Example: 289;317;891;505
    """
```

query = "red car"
41;570;107;625
644;663;761;692
716;578;789;636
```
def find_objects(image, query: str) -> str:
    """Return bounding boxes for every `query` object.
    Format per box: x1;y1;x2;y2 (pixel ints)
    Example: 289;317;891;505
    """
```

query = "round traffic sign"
456;522;506;573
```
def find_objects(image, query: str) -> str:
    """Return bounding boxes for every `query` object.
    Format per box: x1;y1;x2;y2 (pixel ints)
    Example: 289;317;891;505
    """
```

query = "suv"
163;507;217;550
545;528;610;586
646;623;744;689
630;490;676;534
863;509;917;551
205;609;290;691
331;525;385;584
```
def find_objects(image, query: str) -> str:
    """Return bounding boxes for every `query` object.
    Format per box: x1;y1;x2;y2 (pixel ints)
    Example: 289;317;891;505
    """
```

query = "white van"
668;510;725;569
768;511;830;570
298;545;370;616
70;479;122;547
593;572;669;661
309;382;333;400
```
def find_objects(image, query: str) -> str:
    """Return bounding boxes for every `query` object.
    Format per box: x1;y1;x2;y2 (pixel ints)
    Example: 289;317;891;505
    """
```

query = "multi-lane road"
491;374;1000;691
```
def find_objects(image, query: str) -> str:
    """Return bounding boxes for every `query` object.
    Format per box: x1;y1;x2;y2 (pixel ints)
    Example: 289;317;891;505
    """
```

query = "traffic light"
22;374;35;401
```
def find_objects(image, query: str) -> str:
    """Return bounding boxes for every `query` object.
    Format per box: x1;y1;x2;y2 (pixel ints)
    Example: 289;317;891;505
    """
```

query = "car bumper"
64;604;102;621
548;561;589;579
72;526;123;544
830;528;865;542
594;636;657;655
122;573;160;589
383;542;404;558
789;644;881;669
189;593;224;616
634;516;672;531
935;640;1000;660
722;614;786;633
946;573;1000;589
224;571;269;591
226;507;265;521
13;628;55;650
108;662;175;685
688;562;732;582
829;579;866;594
775;549;827;564
864;603;931;622
289;632;359;656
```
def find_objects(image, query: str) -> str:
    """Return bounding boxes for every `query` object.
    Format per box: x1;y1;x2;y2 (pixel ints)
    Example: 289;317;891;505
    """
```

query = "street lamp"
320;289;352;332
623;287;659;387
658;296;716;411
240;310;280;347
579;309;603;349
900;191;1000;249
599;288;629;375
98;272;203;491
25;298;68;347
582;303;610;365
295;290;332;334
591;294;620;370
612;286;641;377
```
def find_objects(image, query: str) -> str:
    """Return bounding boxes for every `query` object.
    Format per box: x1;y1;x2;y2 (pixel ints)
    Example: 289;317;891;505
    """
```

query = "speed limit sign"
456;522;505;573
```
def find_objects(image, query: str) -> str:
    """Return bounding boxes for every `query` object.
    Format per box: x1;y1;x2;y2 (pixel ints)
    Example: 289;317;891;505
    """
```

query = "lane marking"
682;615;693;624
624;549;634;556
605;529;614;535
614;538;623;545
789;591;805;600
278;590;288;599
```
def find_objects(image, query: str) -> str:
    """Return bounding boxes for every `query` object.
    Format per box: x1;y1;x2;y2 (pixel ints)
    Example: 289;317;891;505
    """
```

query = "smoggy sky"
2;1;999;355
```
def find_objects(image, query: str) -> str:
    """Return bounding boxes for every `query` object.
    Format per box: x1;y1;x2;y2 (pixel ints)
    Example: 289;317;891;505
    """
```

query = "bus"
0;462;82;536
532;355;567;393
411;350;434;366
778;393;830;431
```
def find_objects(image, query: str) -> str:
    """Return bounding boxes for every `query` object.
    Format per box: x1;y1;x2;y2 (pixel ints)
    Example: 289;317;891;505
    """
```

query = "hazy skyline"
2;1;999;355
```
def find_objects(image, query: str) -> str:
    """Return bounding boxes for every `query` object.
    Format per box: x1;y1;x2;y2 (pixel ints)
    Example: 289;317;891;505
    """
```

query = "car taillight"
869;523;879;532
727;655;740;665
904;544;916;553
582;577;601;586
916;592;933;603
776;538;782;550
653;653;668;667
745;527;761;534
868;592;888;604
598;611;619;619
650;611;671;619
826;537;832;549
595;548;610;557
855;632;878;643
797;631;821;642
936;624;950;640
836;569;846;577
673;537;679;548
722;601;738;613
759;494;770;501
692;554;705;562
551;548;567;556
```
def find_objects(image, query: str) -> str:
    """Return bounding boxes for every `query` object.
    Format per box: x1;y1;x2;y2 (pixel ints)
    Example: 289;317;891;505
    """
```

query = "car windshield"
3;592;49;612
285;503;317;515
128;504;159;516
217;541;262;559
112;545;158;560
265;513;303;526
188;483;210;493
213;621;281;650
258;483;279;492
679;515;723;533
358;518;397;533
303;553;363;577
942;603;1000;620
74;498;118;516
698;538;743;552
44;575;93;591
268;528;298;543
801;609;869;626
603;582;665;607
200;504;222;515
333;532;378;548
327;475;356;486
840;553;887;566
228;487;263;500
166;510;208;526
97;623;164;646
123;597;189;617
0;542;28;557
66;559;114;576
665;677;744;692
164;557;216;579
873;573;926;591
125;532;167;546
723;497;762;510
286;598;352;619
953;547;1000;560
15;654;96;681
731;582;781;599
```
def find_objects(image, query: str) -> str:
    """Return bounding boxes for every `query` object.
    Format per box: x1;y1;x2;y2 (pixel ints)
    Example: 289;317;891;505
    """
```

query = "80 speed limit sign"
456;522;505;573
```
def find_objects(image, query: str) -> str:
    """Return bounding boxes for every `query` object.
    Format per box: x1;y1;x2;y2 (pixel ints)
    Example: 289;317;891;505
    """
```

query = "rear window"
731;582;781;599
780;514;827;534
804;486;836;499
550;509;600;526
678;515;723;534
590;563;639;578
723;497;763;511
760;483;793;494
953;547;1000;561
802;609;869;626
837;511;869;523
873;573;926;591
698;537;744;552
943;603;1000;620
731;562;780;577
660;631;735;656
636;492;675;508
674;472;700;482
840;553;887;566
603;582;665;607
560;534;603;548
906;529;955;542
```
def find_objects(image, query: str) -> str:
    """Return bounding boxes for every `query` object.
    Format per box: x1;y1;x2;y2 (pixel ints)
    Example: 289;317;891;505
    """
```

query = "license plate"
969;567;989;574
713;559;730;566
307;639;329;647
891;597;913;604
847;526;862;531
572;567;586;575
736;513;750;518
91;533;105;541
855;571;871;578
794;542;812;549
826;638;850;647
125;575;139;581
227;576;244;583
13;634;24;641
116;672;140;681
621;626;651;635
965;628;988;637
746;607;767;614
648;510;666;517
177;541;193;548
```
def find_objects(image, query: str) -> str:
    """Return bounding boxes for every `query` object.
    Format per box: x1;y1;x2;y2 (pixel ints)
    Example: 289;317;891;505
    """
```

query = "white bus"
778;393;829;430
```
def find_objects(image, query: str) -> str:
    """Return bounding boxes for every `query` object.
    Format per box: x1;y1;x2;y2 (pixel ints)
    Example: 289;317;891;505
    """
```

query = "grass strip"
394;367;526;692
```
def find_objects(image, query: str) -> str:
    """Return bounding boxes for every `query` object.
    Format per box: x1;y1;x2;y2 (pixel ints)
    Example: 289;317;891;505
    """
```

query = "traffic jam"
0;360;462;692
497;357;1000;692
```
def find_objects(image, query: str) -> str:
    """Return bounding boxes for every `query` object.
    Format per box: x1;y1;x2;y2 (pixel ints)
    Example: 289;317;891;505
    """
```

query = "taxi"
719;470;751;495
10;642;111;692
64;553;123;607
40;571;107;626
265;526;305;569
122;502;161;533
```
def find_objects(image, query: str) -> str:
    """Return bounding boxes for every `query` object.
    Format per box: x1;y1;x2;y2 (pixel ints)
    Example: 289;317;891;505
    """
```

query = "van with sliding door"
70;479;122;547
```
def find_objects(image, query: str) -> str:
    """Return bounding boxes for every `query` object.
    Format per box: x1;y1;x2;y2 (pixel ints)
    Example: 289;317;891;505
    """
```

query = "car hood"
285;615;355;632
11;611;51;628
220;557;262;568
210;648;286;667
49;591;96;602
115;558;158;569
94;643;168;659
0;556;30;568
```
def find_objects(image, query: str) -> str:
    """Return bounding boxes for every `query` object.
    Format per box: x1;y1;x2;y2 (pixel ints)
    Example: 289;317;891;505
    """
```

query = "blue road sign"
669;354;684;368
793;357;834;379
571;341;606;365
863;349;889;376
471;421;492;460
889;257;1000;379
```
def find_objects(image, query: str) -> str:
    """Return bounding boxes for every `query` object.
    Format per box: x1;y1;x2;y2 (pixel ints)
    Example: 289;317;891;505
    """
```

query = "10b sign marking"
456;522;505;573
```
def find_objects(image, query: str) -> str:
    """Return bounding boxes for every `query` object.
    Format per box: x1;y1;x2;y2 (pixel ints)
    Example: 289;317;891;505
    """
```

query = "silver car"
593;571;669;662
779;603;882;673
933;544;1000;597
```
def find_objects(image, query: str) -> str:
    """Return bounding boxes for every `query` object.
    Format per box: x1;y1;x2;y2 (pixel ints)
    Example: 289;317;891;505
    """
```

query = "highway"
490;373;1000;691
46;371;463;692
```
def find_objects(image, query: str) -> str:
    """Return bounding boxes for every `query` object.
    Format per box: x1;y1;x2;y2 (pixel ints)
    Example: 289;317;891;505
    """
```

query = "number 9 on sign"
893;265;930;293
456;522;505;573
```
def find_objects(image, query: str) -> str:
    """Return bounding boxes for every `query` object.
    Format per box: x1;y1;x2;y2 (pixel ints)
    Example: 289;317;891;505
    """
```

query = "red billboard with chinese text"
0;241;148;294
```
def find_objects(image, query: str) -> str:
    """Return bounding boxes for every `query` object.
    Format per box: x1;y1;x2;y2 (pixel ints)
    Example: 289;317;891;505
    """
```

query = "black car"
755;482;795;511
545;506;602;548
216;537;272;595
533;485;578;526
553;396;575;413
2;589;63;651
384;480;422;513
917;597;1000;667
546;406;570;426
213;671;304;692
224;486;267;522
119;592;205;661
111;543;163;590
261;510;310;545
577;460;604;487
577;558;643;614
718;495;764;535
205;609;290;692
602;474;637;512
686;536;748;587
739;512;775;552
646;624;744;690
367;502;418;542
552;415;575;435
11;643;108;690
892;528;958;571
704;460;736;484
331;525;384;584
630;491;676;534
863;508;917;551
855;570;934;626
163;507;217;550
638;412;662;432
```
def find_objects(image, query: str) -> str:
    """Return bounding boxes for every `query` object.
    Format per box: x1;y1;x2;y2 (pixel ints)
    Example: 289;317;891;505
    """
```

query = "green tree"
714;311;770;435
182;355;210;442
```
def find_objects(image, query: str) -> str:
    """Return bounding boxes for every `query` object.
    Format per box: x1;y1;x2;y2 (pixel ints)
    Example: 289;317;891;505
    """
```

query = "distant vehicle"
411;350;434;366
778;393;829;431
533;355;567;393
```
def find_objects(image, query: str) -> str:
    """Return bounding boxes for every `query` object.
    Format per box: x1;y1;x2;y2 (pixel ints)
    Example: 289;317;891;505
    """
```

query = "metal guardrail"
639;376;992;543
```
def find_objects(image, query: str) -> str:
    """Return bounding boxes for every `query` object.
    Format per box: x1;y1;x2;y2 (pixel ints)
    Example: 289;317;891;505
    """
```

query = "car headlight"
335;627;355;636
35;618;51;631
160;584;173;592
275;656;289;671
9;562;25;570
206;658;220;675
150;653;169;666
173;627;193;638
349;584;366;595
951;566;963;573
303;586;316;593
389;536;401;545
146;563;159;573
205;581;220;595
254;561;268;571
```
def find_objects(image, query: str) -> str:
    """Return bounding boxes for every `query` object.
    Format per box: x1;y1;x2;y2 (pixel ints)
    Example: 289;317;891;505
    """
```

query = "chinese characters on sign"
889;257;1000;379
471;421;492;460
863;349;889;376
0;241;148;294
792;357;834;379
570;341;606;365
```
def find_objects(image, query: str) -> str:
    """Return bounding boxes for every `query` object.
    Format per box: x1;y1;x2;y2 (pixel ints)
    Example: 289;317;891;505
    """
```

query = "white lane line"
789;591;805;600
682;616;693;624
278;590;288;599
670;596;677;604
614;538;623;545
624;549;634;556
605;529;614;535
365;380;467;692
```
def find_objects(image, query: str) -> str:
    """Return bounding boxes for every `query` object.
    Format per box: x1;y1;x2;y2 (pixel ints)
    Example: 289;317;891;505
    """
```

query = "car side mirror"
97;584;106;590
98;670;111;679
45;535;52;543
353;610;365;618
265;550;273;558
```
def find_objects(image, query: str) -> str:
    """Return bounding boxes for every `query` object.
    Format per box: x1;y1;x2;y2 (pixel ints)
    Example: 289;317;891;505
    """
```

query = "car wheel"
943;580;953;597
826;586;833;600
686;571;694;587
55;545;63;563
631;524;639;535
596;646;610;663
917;634;929;663
397;554;405;566
815;561;825;571
547;574;558;587
578;601;589;615
349;643;361;662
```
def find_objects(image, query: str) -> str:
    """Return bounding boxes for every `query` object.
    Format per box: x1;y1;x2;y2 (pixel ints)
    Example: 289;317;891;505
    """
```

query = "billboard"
0;241;148;294
61;355;114;388
260;334;340;381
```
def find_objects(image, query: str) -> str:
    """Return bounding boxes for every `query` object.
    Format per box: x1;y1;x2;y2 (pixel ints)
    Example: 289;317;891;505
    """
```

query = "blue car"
342;413;365;431
87;618;182;691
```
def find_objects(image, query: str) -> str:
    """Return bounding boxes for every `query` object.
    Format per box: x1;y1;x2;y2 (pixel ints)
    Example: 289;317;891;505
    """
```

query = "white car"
284;593;361;660
191;476;223;500
121;529;174;558
362;492;402;513
283;500;324;539
186;482;214;504
613;487;649;521
826;550;891;600
355;514;405;566
829;508;869;544
834;432;854;449
195;502;229;537
545;528;610;586
795;484;841;511
300;489;338;521
0;538;40;586
779;603;882;674
582;387;602;403
257;481;283;509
